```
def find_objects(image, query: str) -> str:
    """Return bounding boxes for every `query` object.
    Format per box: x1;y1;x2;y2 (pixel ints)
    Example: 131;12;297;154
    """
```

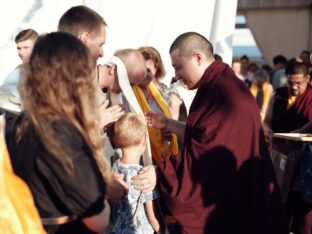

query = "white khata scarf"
108;56;152;165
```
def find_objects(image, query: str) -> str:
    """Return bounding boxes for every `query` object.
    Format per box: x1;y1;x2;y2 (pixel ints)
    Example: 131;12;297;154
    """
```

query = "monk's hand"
106;173;128;204
99;100;125;129
144;111;168;130
132;165;157;193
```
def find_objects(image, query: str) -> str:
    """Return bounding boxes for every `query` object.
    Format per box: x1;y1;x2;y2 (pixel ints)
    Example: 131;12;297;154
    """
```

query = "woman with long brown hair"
7;32;112;234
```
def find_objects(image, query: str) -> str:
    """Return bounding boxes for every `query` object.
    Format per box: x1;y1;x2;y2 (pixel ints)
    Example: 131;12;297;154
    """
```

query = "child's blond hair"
114;113;147;148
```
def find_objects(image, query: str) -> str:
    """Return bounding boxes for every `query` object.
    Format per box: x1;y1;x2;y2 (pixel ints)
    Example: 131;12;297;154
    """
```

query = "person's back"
111;113;164;233
271;55;288;90
249;69;273;121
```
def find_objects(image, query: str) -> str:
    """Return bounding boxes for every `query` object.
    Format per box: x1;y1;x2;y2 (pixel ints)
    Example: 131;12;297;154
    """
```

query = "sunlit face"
85;24;106;62
287;74;310;97
139;68;153;89
145;59;157;77
170;50;199;90
17;39;36;63
231;62;241;75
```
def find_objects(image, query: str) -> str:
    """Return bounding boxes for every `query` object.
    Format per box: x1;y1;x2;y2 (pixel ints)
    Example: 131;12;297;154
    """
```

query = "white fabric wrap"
109;56;152;165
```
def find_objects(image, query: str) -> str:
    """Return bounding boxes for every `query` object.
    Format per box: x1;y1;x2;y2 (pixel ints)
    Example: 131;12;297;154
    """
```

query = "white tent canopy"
0;0;237;85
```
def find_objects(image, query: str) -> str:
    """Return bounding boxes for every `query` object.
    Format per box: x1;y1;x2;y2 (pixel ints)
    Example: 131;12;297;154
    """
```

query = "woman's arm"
169;92;182;121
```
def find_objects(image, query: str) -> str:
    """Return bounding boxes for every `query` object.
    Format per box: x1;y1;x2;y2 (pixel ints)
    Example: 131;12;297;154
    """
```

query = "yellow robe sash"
250;82;271;121
133;83;179;164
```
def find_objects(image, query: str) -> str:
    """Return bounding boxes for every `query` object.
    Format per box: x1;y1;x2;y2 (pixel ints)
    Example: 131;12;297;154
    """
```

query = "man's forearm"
165;118;186;143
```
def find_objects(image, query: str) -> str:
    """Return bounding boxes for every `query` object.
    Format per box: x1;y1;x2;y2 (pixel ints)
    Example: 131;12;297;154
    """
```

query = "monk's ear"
78;31;89;44
193;52;203;66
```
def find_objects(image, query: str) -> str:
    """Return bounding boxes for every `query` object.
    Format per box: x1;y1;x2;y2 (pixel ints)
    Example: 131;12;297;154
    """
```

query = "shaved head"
114;49;146;84
169;32;214;60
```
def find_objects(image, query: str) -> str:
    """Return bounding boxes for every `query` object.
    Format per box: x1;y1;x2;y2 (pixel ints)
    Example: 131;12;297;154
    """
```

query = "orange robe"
0;134;45;234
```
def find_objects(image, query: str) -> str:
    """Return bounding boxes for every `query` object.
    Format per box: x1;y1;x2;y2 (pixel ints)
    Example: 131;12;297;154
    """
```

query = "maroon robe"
272;86;312;132
157;61;288;234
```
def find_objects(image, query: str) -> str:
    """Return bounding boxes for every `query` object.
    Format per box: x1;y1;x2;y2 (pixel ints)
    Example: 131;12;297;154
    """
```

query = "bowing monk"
132;32;288;234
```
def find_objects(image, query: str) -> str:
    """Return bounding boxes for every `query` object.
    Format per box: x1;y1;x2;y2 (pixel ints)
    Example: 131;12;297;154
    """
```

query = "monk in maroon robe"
263;62;312;234
132;32;288;234
264;62;312;133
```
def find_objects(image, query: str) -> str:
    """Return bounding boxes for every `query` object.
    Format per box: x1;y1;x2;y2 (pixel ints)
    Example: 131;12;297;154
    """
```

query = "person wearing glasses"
263;61;312;234
263;61;312;134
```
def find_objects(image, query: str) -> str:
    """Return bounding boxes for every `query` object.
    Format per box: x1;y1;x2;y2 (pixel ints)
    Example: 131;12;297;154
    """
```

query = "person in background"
231;58;245;81
138;46;170;104
231;57;251;86
300;50;311;68
2;29;39;88
111;113;165;234
264;62;312;134
240;54;253;85
263;61;312;234
272;54;288;90
132;32;288;234
262;64;275;83
7;32;112;234
249;69;273;121
247;62;259;77
0;29;39;149
300;50;312;76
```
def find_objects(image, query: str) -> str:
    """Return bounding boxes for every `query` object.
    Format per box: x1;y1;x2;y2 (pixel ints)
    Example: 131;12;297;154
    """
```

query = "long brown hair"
19;32;112;182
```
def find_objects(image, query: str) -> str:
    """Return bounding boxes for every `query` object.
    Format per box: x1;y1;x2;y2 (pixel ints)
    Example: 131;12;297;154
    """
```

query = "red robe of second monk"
157;61;288;234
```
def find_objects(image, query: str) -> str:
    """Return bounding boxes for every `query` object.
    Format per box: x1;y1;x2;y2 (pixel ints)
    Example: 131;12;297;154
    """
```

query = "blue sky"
232;15;263;58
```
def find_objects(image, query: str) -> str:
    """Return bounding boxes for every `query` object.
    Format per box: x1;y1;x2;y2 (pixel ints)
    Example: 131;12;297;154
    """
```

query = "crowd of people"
0;4;312;234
